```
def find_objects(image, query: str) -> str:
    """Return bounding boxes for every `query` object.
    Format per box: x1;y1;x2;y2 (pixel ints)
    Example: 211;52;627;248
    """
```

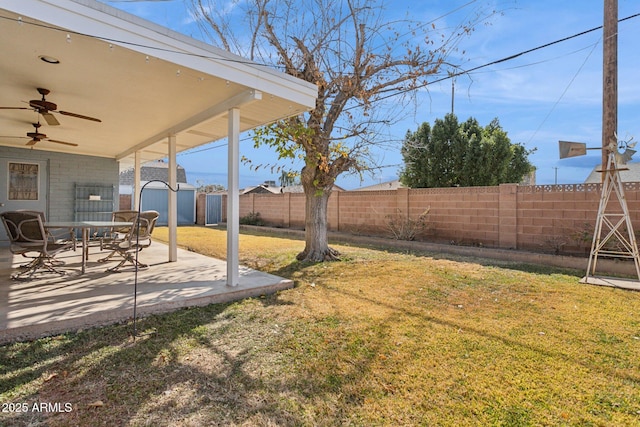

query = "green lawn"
1;226;640;426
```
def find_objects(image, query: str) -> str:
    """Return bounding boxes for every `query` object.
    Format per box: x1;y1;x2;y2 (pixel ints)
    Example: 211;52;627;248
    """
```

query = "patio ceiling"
0;0;317;169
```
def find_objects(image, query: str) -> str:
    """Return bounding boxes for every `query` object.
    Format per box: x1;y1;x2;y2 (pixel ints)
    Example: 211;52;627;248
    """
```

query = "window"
8;162;39;200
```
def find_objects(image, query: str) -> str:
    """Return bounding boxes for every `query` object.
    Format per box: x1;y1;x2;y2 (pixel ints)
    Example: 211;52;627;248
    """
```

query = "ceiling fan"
0;122;78;147
0;88;101;126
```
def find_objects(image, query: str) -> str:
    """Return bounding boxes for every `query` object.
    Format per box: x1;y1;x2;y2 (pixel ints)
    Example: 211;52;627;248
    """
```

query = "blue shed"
122;181;196;226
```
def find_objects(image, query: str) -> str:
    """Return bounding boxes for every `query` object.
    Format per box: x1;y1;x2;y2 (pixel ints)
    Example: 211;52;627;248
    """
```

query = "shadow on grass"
233;225;587;278
2;255;639;425
1;272;403;425
0;295;310;426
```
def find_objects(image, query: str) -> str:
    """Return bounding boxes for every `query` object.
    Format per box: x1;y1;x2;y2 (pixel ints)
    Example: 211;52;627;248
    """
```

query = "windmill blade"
619;149;636;164
59;110;101;122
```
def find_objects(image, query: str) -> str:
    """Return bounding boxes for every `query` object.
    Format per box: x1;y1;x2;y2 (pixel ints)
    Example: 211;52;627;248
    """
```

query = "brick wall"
211;182;640;255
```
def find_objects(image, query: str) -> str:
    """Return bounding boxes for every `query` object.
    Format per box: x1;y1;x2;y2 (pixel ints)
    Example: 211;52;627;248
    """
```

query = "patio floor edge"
0;278;293;345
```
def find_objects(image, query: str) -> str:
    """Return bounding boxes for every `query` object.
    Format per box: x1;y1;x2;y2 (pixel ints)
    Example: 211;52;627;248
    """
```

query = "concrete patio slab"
579;275;640;290
0;242;293;344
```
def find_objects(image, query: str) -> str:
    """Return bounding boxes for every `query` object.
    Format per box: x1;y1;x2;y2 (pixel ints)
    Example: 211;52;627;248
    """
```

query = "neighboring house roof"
353;180;406;191
351;174;536;190
241;184;345;194
281;184;344;193
584;161;640;183
242;185;280;195
119;180;195;195
120;160;188;185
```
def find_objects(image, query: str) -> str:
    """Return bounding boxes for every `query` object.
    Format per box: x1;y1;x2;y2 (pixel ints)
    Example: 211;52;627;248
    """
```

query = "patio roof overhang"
0;0;317;168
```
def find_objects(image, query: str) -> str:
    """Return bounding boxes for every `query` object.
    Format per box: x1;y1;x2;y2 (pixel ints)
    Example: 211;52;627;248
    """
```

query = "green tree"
195;180;226;193
399;123;432;188
278;170;298;187
400;114;534;188
191;0;499;261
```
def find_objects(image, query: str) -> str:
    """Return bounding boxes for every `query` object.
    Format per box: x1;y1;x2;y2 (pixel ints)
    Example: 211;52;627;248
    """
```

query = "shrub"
385;208;430;241
239;211;265;226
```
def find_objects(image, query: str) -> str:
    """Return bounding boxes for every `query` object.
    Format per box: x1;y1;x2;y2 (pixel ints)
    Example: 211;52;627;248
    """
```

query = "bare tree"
190;0;496;261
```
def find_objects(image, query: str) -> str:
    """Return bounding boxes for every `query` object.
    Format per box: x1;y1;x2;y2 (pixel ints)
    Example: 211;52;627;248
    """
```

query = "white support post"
168;134;178;262
227;108;240;287
133;151;141;210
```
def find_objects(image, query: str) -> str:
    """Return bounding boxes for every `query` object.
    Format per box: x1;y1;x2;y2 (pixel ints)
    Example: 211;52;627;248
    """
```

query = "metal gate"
206;194;222;225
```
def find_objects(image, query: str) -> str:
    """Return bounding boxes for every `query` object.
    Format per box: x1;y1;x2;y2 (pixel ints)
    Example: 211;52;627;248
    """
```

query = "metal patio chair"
97;210;139;253
100;210;159;272
1;210;75;280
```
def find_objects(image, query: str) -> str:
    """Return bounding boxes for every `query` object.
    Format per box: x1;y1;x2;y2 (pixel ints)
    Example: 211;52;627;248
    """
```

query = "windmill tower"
586;138;640;281
560;137;640;286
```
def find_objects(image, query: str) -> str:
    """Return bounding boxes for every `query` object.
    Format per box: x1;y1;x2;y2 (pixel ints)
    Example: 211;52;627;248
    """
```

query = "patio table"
45;221;133;273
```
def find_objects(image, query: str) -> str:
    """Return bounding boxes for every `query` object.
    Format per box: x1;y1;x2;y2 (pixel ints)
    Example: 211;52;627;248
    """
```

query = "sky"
99;0;640;190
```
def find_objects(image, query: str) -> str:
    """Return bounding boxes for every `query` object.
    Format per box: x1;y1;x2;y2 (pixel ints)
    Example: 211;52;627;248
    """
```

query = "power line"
366;12;640;106
525;38;601;145
180;12;640;159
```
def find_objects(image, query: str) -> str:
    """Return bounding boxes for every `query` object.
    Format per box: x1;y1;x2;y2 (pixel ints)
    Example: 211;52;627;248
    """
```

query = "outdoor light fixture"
38;55;60;64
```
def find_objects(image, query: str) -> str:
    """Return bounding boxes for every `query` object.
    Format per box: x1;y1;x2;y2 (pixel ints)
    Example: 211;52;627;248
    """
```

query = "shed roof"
119;160;187;185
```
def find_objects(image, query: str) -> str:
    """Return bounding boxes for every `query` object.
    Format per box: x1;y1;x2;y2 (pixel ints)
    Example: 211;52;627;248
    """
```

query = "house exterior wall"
210;182;640;256
1;147;119;221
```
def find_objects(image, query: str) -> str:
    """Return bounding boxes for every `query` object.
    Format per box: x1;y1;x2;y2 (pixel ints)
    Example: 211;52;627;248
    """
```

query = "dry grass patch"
1;226;640;426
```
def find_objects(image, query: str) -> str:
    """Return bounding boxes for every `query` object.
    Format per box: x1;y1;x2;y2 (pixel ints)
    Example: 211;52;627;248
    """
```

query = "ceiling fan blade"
0;106;30;110
26;139;38;146
47;138;78;147
59;110;102;123
42;112;60;126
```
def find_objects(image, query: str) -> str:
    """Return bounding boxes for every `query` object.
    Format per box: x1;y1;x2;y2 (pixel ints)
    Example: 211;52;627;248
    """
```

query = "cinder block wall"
333;190;400;234
515;183;636;254
290;194;305;228
217;182;640;255
253;194;287;227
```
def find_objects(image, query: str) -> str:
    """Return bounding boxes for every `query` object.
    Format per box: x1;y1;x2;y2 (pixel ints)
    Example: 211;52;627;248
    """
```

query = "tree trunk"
296;188;340;262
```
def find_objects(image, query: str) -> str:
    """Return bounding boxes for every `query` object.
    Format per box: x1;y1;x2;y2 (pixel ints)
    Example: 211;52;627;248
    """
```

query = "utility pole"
602;0;617;175
451;77;455;114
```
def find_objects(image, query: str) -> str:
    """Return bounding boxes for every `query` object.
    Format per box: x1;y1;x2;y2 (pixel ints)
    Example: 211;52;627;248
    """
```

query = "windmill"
559;136;640;284
558;0;640;288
